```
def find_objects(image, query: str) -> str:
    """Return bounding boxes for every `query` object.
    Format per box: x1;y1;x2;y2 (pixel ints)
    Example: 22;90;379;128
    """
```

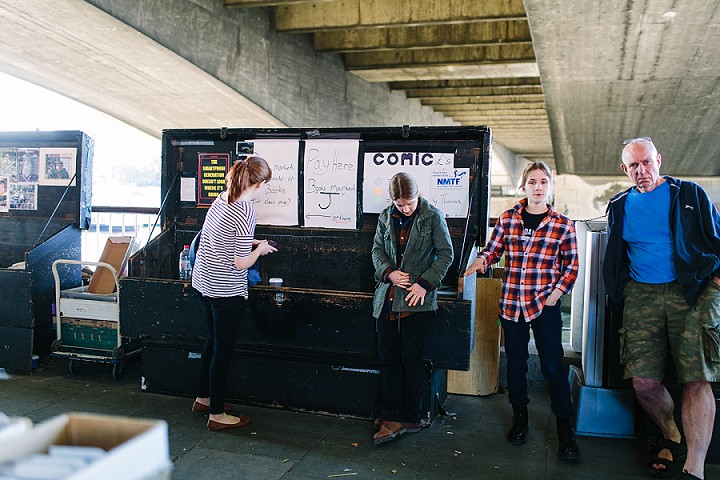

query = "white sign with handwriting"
250;139;300;226
302;139;359;229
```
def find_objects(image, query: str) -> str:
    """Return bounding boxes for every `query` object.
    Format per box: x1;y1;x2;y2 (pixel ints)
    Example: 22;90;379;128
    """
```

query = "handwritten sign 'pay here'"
303;139;359;229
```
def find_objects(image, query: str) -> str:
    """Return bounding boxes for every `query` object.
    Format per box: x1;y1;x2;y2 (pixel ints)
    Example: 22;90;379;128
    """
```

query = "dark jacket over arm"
604;176;720;305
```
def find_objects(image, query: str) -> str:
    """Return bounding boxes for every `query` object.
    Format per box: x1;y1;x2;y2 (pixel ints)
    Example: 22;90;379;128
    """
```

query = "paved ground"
1;358;718;479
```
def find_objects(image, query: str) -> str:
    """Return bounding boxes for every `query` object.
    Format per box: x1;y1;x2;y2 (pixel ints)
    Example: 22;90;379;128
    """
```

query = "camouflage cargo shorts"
620;279;720;383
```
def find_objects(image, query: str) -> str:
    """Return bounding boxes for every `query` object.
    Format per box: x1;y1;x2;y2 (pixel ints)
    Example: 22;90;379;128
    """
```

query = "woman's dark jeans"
377;311;433;423
501;302;573;418
195;292;246;415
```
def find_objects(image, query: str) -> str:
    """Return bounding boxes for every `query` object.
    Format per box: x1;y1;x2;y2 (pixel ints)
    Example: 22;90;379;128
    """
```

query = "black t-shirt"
521;209;547;237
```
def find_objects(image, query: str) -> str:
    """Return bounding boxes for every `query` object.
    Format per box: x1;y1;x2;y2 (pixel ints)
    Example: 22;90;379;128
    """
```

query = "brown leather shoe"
372;417;383;432
192;401;232;414
207;414;251;431
403;422;422;433
373;421;406;445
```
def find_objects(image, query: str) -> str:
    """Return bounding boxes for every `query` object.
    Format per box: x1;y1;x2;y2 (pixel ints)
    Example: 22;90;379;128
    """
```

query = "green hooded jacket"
371;197;454;318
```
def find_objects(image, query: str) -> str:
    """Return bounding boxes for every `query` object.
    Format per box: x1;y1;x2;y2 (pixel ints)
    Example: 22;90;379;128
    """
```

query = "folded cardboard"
87;237;135;294
0;413;171;480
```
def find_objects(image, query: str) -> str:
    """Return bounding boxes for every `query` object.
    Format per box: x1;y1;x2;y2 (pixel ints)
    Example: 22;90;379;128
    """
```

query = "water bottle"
179;244;192;281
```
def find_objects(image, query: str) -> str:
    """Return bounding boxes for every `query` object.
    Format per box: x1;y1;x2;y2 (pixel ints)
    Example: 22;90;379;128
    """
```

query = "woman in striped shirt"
464;161;580;460
191;156;277;431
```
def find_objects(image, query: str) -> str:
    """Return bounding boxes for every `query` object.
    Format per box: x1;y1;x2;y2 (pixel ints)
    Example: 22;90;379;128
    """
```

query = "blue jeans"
195;291;246;414
377;311;432;423
502;302;573;418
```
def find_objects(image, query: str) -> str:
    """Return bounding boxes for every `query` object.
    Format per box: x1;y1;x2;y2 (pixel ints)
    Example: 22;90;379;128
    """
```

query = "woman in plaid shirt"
465;162;580;461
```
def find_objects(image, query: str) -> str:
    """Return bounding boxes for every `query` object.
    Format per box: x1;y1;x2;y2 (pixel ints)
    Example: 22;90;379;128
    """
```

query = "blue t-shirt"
622;181;676;283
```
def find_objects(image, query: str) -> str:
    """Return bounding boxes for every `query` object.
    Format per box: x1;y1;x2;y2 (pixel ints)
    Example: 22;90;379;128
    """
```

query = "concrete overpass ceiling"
225;0;554;164
4;1;714;179
525;0;720;176
0;0;284;139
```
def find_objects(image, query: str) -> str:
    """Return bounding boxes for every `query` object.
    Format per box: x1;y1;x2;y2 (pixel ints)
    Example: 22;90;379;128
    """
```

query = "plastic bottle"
179;244;192;281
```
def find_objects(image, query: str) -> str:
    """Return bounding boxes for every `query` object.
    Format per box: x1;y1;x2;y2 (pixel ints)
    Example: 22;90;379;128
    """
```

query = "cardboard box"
87;237;136;294
0;413;171;480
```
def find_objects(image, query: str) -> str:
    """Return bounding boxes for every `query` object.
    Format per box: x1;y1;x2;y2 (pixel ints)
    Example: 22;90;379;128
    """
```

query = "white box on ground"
0;413;171;480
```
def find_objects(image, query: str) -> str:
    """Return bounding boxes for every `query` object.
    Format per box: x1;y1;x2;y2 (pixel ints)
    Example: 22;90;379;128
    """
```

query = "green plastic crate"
58;317;118;351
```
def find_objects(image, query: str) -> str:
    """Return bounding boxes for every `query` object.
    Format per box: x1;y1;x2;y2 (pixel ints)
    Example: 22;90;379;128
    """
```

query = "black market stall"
121;126;491;420
0;131;92;372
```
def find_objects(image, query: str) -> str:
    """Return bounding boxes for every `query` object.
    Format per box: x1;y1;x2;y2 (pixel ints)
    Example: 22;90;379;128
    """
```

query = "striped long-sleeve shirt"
191;193;256;298
478;199;579;322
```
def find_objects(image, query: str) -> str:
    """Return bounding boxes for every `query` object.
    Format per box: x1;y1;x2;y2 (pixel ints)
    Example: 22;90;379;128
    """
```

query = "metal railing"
81;206;160;262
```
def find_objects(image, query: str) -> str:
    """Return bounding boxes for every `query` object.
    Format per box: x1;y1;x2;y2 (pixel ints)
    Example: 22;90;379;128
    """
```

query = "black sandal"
645;437;686;478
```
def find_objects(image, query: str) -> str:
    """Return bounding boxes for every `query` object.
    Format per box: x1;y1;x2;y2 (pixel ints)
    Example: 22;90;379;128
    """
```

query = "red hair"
226;156;272;203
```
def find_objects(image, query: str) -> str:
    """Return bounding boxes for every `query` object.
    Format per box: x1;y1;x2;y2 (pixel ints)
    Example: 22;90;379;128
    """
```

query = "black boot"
557;416;580;460
506;406;528;445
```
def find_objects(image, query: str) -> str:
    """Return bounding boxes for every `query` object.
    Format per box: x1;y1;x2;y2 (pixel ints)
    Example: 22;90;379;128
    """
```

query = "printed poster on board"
362;151;469;218
197;153;230;206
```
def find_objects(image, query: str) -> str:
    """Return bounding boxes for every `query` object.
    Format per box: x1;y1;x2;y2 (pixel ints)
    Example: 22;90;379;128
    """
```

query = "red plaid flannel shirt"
479;199;579;322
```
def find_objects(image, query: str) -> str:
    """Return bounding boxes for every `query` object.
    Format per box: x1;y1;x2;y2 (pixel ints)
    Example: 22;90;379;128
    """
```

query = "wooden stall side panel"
246;289;377;359
119;278;205;339
26;225;82;328
140;336;380;418
0;325;33;373
122;280;379;360
252;227;377;294
127;228;177;280
0;217;78;268
121;279;472;370
425;298;473;371
448;277;501;396
250;226;469;295
141;335;444;420
0;269;32;328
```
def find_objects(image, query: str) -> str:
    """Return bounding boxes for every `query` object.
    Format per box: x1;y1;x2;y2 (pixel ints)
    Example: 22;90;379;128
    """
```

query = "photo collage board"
0;147;77;212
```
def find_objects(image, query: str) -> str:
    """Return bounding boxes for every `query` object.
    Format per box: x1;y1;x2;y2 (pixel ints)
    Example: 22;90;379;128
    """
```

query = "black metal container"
122;125;492;418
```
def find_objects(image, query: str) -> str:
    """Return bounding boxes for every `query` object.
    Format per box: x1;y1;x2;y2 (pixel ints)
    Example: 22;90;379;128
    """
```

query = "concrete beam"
432;105;547;113
493;136;553;145
391;77;542;90
421;95;546;105
454;117;549;124
350;63;540;83
275;0;527;32
404;86;544;99
313;20;532;52
344;44;537;69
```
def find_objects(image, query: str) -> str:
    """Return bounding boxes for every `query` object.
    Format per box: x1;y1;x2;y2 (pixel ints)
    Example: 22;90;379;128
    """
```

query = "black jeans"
377;311;432;423
195;291;246;415
501;302;573;418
